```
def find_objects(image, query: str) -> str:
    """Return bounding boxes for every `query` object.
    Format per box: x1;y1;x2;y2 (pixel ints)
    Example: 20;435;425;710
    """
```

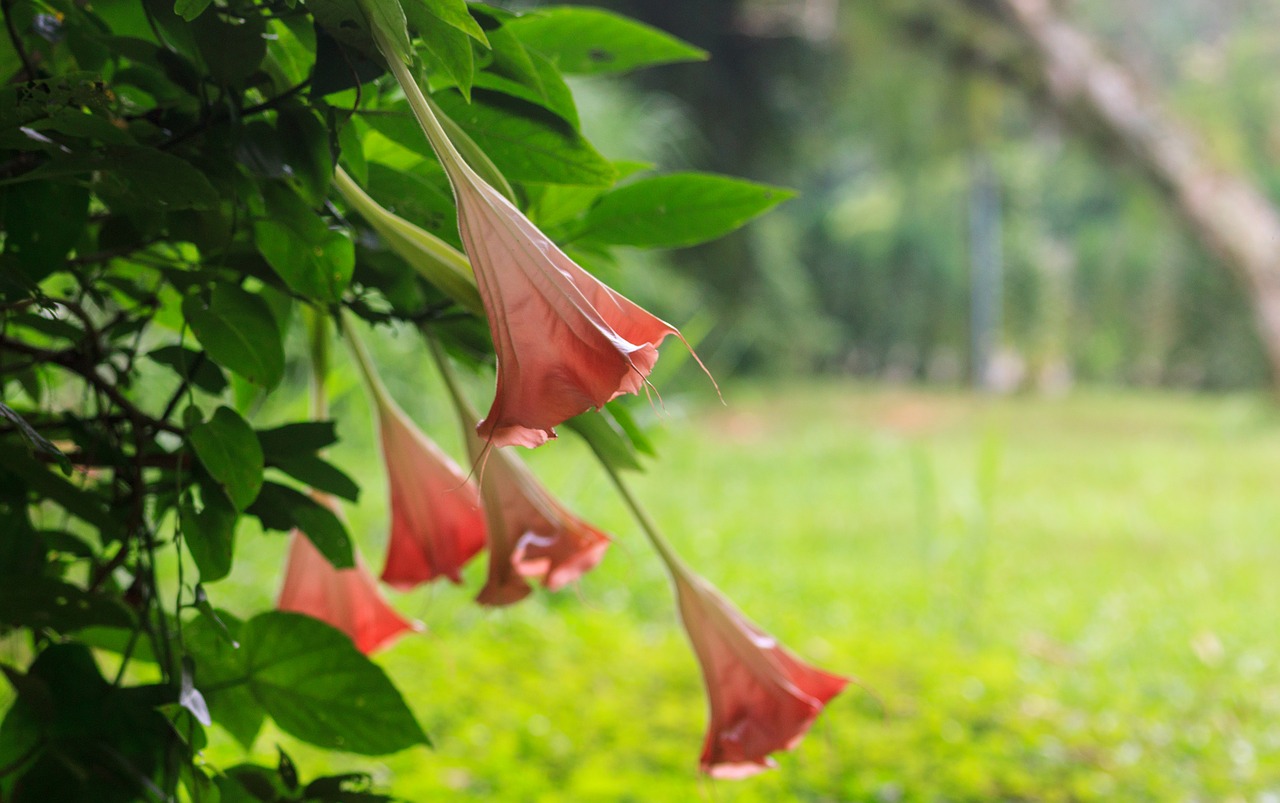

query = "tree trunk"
995;0;1280;388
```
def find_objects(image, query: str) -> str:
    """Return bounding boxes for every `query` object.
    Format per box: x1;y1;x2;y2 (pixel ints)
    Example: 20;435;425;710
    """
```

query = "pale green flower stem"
332;167;483;316
337;310;397;416
306;306;330;420
369;19;516;202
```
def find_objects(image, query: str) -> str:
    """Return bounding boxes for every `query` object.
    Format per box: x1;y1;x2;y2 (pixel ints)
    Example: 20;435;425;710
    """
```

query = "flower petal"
672;571;847;776
456;179;678;448
376;393;487;588
278;527;420;655
471;434;610;605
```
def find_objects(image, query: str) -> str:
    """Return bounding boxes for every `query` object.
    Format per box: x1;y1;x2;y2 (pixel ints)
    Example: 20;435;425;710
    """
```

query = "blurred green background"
204;370;1280;799
148;0;1280;798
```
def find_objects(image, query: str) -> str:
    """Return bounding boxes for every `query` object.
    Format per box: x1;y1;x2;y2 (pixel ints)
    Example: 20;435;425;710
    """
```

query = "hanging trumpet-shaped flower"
673;568;848;778
376;396;487;588
347;325;486;588
428;337;610;605
372;27;708;449
593;459;848;778
277;498;420;655
471;435;610;606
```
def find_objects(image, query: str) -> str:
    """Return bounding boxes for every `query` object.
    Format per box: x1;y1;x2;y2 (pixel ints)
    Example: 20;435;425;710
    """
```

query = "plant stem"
306;308;330;420
591;451;689;582
367;17;517;203
422;332;479;423
337;311;394;416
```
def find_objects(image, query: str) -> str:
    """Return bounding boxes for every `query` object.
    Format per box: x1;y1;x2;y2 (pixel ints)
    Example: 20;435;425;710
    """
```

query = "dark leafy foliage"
0;0;785;797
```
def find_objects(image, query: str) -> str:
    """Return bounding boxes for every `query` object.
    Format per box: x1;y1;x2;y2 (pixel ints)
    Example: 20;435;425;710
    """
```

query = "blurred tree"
586;0;1280;389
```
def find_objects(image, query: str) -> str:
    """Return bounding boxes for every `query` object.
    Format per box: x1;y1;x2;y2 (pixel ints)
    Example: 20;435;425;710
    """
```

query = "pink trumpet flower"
430;337;611;605
472;438;610;606
377;41;707;449
347;326;487;588
672;568;848;778
277;500;420;654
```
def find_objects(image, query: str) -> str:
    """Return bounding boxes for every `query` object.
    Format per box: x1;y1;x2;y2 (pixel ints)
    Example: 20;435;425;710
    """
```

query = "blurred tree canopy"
594;0;1280;390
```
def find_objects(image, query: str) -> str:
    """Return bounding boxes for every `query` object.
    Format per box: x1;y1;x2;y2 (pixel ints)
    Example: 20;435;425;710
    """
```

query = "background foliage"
598;0;1280;388
0;0;786;798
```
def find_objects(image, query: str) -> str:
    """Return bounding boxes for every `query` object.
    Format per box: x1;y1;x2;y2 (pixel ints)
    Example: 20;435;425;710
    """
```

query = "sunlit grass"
205;381;1280;800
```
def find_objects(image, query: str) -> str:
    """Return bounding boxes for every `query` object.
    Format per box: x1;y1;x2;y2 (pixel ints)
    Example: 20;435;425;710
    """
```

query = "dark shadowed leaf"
269;455;360;502
0;402;70;473
239;613;428;754
173;0;212;22
191;9;267;85
185;612;265;750
255;183;354;302
148;345;228;394
256;421;340;456
0;578;135;632
189;406;264;511
247;482;353;568
181;492;237;582
182;284;285;388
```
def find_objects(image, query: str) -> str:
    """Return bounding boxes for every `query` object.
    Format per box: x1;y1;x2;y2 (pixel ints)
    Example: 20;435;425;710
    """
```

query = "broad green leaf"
191;613;427;755
269;455;360;502
412;0;486;43
433;90;614;186
147;345;228;394
257;422;340;456
95;148;220;211
254;183;355;302
238;613;428;754
364;161;456;240
191;9;267;84
266;15;318;88
527;159;651;229
185;612;265;749
189;406;264;511
574;173;796;248
0;181;90;283
363;0;413;63
506;7;706;75
470;30;578;127
277;104;335;207
182;283;285;388
248;482;353;568
406;4;475;98
181;493;237;582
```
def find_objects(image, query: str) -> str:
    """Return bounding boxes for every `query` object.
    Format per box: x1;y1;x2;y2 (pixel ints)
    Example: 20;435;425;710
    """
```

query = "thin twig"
2;0;34;79
0;335;180;435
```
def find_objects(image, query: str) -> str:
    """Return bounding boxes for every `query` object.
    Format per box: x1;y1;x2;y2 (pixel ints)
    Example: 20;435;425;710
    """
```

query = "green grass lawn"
204;381;1280;801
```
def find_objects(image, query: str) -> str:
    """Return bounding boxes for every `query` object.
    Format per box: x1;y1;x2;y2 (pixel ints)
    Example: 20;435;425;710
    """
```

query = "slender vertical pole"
968;150;1003;389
